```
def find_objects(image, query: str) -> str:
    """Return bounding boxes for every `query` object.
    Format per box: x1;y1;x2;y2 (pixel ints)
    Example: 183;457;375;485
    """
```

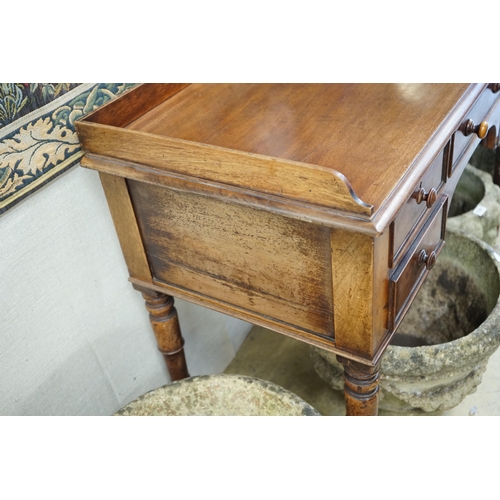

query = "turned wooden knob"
488;83;500;93
461;119;489;139
418;249;437;270
412;187;437;208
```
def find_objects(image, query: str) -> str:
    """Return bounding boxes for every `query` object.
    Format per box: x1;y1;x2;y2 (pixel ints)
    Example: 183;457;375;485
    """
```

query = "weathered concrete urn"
446;164;500;246
311;229;500;414
115;374;320;416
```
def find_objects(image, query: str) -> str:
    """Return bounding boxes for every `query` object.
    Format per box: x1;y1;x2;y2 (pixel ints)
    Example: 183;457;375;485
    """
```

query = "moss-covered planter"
115;374;320;416
311;229;500;414
447;164;500;246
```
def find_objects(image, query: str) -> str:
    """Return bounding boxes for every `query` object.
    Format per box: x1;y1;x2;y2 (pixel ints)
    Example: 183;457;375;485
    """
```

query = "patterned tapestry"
0;83;137;214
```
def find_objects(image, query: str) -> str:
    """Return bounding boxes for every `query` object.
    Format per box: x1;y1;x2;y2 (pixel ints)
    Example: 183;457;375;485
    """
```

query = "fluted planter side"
447;164;500;246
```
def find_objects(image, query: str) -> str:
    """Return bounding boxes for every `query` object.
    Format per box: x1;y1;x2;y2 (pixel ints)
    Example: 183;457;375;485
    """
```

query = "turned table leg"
337;356;380;416
142;290;190;381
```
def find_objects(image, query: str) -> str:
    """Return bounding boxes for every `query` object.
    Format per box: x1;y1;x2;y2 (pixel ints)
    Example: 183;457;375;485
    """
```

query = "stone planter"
311;229;500;414
115;374;320;416
446;164;500;246
470;146;495;177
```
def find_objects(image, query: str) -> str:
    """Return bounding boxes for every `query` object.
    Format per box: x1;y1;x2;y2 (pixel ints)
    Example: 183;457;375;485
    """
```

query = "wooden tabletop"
127;83;473;212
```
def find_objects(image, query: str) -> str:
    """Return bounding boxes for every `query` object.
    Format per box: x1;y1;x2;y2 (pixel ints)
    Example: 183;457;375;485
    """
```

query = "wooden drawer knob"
412;187;437;208
461;119;489;139
418;249;437;270
488;83;500;93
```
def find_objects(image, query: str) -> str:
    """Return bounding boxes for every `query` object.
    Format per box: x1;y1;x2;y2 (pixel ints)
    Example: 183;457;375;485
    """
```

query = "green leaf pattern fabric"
0;83;137;213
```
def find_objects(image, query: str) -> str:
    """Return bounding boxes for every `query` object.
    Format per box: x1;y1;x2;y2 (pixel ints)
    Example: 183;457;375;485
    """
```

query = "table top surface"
126;83;473;211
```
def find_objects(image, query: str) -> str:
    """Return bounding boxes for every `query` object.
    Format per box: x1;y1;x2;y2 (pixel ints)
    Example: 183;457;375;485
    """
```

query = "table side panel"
330;230;376;357
331;228;391;360
98;172;152;282
127;180;335;337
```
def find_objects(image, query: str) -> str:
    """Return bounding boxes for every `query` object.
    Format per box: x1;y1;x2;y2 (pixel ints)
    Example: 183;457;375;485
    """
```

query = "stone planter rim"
381;228;500;377
446;164;500;246
449;164;486;218
116;373;321;416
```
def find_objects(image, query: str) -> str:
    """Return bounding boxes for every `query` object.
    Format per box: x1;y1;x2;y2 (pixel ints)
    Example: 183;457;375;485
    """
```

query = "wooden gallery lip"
75;83;500;415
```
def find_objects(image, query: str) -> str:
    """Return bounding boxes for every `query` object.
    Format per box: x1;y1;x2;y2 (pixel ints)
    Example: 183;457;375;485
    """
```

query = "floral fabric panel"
0;83;137;214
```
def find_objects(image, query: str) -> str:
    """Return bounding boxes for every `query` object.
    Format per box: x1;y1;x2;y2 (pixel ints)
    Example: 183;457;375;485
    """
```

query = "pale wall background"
0;166;251;415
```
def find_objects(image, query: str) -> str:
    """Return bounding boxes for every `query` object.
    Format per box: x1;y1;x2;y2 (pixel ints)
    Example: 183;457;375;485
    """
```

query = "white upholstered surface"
0;166;251;415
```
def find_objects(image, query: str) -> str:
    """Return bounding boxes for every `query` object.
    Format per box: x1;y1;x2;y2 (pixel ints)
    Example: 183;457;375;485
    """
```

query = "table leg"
142;290;190;381
336;356;380;416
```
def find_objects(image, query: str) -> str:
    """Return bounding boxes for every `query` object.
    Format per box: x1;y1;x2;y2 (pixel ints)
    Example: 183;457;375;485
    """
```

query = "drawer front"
389;148;446;268
388;195;448;331
449;88;498;177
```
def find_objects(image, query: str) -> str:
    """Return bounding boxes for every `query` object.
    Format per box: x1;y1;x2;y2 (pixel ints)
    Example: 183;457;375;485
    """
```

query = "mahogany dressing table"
75;83;500;416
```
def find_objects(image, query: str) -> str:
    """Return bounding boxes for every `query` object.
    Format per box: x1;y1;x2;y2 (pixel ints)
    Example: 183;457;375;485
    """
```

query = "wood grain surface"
127;180;334;337
126;83;473;211
77;120;372;215
84;83;189;128
98;172;152;282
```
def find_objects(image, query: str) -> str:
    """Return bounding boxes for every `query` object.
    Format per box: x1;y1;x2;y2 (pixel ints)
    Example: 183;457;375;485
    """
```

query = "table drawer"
389;148;446;267
388;195;448;331
449;87;498;177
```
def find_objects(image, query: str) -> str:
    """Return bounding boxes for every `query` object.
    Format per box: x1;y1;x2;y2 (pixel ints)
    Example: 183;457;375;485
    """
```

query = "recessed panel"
128;181;334;337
